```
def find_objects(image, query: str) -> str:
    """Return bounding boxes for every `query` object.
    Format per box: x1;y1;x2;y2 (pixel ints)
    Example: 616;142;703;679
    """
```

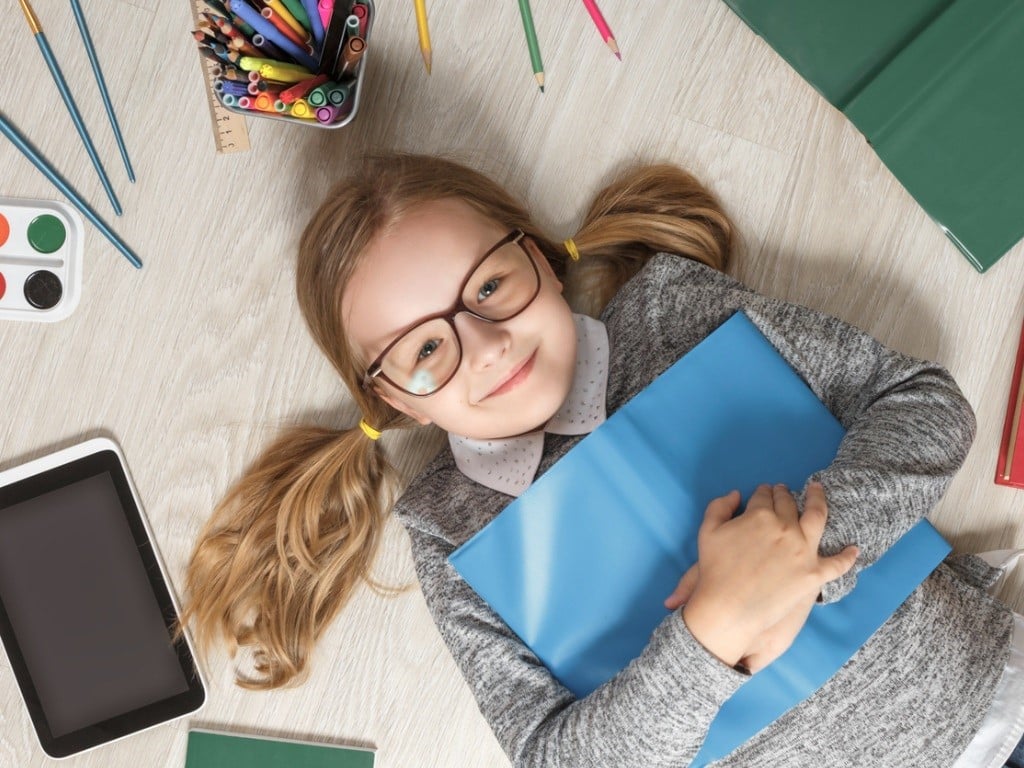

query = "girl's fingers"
772;483;798;524
818;544;860;583
746;483;774;513
664;564;700;610
701;490;741;533
799;481;829;543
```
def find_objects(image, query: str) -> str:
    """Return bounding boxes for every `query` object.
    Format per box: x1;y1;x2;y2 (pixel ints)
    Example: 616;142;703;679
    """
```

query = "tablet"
0;437;206;758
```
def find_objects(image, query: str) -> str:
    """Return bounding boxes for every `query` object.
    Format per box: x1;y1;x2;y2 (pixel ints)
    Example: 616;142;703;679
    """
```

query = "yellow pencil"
414;0;431;74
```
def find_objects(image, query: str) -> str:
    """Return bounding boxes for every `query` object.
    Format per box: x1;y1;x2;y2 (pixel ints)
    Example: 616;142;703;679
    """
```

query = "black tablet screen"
0;471;189;738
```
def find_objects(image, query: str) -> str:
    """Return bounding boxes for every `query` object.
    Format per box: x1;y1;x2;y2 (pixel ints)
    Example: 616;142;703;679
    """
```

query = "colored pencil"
413;0;431;74
18;0;122;214
581;0;619;60
517;0;544;92
0;111;142;269
69;0;136;182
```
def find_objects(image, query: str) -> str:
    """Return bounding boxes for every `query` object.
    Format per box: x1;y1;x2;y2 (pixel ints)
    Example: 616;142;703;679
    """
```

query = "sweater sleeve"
405;523;748;767
651;257;977;602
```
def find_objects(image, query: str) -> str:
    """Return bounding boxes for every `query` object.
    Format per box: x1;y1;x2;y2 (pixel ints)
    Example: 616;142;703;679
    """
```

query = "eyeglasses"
363;230;541;397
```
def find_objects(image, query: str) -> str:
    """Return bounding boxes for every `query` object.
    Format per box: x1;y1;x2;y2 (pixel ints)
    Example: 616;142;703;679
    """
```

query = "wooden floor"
2;1;1024;765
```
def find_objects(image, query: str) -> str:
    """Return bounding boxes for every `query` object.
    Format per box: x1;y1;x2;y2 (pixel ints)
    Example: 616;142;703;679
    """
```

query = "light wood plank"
2;0;1024;765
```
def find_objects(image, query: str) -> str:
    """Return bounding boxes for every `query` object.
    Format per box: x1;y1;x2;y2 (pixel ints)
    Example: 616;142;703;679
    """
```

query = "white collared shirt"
448;313;609;497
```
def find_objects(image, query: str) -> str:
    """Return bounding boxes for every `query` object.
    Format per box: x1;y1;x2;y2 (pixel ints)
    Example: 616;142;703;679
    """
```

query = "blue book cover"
449;312;948;764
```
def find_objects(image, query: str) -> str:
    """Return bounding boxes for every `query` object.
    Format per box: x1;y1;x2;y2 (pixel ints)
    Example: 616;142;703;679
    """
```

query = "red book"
996;316;1024;488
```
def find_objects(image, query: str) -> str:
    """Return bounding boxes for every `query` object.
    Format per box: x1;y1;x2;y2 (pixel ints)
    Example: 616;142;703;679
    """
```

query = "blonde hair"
180;153;733;689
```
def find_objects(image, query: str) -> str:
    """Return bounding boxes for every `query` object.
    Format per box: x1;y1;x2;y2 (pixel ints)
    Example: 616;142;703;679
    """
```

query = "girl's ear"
523;236;563;293
375;389;433;426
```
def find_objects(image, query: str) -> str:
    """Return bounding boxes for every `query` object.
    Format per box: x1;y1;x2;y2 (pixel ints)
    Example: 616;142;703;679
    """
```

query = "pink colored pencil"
581;0;619;60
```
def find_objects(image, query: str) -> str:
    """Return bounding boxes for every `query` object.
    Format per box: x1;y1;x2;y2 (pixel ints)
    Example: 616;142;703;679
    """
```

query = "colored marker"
0;111;141;268
352;3;368;36
307;84;330;107
300;0;325;48
327;82;350;105
228;0;317;69
281;0;312;32
251;33;287;60
279;73;329;104
263;0;308;41
253;92;280;111
261;6;311;50
315;104;342;124
18;0;122;214
239;55;311;74
318;0;335;31
289;98;316;119
261;64;313;82
337;35;365;74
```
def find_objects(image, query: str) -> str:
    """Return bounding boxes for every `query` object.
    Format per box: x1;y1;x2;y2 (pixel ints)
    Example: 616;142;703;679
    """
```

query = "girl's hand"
737;594;817;673
669;483;859;667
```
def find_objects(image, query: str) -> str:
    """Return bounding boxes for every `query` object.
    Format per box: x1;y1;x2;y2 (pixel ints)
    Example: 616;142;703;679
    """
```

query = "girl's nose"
454;313;511;371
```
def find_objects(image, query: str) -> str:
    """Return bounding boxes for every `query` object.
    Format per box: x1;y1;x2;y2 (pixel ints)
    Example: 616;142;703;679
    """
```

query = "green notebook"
723;0;1024;272
185;729;375;768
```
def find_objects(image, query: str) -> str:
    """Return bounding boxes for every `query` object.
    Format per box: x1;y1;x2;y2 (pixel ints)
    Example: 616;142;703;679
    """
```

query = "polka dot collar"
448;314;609;497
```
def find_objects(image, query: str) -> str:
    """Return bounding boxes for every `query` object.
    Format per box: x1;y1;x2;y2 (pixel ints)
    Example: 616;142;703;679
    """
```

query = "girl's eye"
477;277;500;302
417;338;441;362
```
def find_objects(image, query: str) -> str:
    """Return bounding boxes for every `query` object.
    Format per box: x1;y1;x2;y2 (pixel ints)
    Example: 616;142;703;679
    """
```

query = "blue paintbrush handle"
68;0;135;183
35;31;122;215
0;110;142;269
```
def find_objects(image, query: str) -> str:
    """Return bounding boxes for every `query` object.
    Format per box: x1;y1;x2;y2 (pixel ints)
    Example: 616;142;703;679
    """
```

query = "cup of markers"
192;0;372;128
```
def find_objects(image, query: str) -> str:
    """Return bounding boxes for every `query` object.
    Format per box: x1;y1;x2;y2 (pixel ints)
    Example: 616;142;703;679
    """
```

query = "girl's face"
343;199;578;440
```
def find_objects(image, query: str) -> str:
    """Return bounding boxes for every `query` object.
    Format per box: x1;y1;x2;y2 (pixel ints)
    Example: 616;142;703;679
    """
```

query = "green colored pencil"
517;0;544;92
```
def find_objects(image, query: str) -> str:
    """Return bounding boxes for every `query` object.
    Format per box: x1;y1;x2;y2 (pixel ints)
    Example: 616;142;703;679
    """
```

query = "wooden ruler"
190;0;250;154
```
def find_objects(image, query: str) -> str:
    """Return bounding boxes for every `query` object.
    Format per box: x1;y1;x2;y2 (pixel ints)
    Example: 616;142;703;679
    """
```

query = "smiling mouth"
482;351;537;400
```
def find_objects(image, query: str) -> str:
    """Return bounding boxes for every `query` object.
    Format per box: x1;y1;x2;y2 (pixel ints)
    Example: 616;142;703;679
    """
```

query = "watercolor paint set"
0;197;83;323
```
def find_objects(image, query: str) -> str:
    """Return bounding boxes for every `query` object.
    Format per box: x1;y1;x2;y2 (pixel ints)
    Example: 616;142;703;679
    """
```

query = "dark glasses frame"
362;229;541;397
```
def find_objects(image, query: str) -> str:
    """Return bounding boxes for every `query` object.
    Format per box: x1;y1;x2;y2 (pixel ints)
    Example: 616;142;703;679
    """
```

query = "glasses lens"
380;317;459;395
463;240;538;320
378;237;538;396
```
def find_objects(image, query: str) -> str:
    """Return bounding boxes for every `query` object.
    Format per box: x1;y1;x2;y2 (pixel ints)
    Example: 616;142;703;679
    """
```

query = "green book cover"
723;0;1024;272
185;729;375;768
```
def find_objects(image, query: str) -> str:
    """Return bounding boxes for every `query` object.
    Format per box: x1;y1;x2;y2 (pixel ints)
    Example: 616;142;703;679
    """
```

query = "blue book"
450;312;949;765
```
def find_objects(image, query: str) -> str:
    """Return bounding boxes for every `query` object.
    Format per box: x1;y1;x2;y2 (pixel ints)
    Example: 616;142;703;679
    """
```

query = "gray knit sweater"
393;254;1014;767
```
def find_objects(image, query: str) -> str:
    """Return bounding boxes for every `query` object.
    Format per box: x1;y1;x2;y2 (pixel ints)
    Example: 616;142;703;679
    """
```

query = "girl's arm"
650;256;976;603
405;523;747;767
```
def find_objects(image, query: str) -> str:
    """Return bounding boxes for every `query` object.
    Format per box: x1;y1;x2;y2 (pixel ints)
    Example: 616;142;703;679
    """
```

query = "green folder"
185;729;375;768
722;0;1024;272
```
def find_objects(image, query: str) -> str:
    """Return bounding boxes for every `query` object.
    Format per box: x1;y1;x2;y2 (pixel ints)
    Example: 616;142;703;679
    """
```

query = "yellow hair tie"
564;238;580;262
359;419;382;440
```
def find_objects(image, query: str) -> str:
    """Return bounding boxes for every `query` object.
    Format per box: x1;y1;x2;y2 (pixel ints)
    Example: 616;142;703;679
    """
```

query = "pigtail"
180;416;403;689
564;165;734;317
